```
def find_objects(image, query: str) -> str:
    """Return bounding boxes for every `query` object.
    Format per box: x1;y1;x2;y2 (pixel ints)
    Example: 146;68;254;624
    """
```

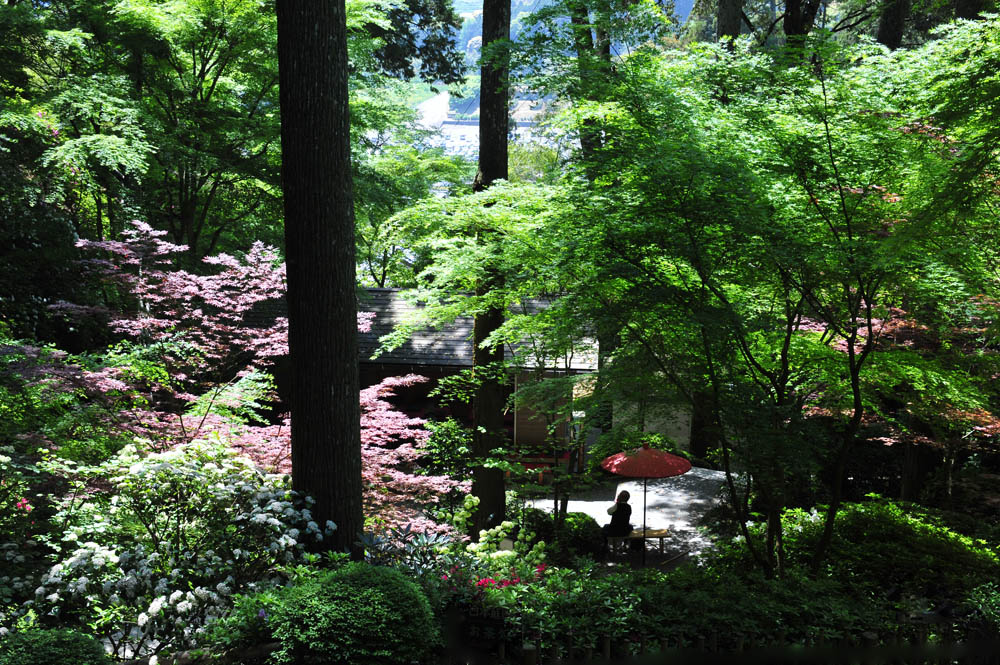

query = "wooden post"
601;636;611;661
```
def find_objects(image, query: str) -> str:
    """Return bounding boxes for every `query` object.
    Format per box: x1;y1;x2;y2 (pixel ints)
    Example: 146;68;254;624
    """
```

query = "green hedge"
778;499;999;600
268;562;439;665
0;629;109;665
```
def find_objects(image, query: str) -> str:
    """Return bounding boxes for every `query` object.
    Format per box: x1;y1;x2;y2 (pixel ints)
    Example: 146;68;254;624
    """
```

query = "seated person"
601;490;632;539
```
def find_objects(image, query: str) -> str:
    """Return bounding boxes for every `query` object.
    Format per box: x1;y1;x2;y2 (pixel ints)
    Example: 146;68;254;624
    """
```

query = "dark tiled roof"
359;288;474;367
359;289;596;371
247;288;596;371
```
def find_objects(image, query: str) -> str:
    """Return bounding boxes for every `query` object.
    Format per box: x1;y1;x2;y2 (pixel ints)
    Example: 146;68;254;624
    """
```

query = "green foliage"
0;628;110;665
586;430;685;475
483;563;641;651
967;582;1000;634
0;339;135;464
778;499;999;600
629;565;886;645
185;369;276;427
422;417;472;476
508;142;562;185
355;145;472;288
267;562;439;665
514;508;602;566
518;506;556;547
203;589;281;655
550;512;603;564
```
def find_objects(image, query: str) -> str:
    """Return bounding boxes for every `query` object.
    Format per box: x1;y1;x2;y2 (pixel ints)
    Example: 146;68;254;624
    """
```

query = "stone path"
528;467;728;560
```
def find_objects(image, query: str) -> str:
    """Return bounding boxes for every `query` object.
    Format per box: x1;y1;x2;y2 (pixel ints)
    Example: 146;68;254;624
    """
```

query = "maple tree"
41;221;463;533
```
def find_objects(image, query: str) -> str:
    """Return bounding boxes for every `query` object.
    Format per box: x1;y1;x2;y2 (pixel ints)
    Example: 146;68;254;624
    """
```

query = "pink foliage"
50;220;463;533
230;375;467;534
75;222;289;367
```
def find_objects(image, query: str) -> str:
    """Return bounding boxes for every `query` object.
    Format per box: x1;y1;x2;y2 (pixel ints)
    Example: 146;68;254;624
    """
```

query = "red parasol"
600;444;692;563
601;444;692;478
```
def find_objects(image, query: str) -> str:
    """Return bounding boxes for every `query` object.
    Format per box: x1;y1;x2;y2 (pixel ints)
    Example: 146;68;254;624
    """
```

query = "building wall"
613;401;693;451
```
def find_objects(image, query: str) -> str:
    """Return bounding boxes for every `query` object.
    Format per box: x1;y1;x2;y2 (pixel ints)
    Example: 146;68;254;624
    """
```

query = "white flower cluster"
23;441;335;659
465;520;546;576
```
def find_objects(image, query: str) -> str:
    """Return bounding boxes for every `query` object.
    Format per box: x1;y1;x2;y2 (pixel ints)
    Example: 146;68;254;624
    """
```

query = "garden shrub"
0;628;110;665
548;512;603;565
586;430;686;474
778;499;999;600
267;562;439;665
631;566;886;645
518;507;556;547
479;562;639;654
204;588;283;656
24;440;334;659
966;582;1000;636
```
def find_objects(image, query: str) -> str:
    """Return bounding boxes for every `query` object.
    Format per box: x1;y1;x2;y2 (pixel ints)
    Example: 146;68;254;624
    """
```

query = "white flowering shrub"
24;439;334;659
0;447;43;635
448;496;546;581
465;520;546;577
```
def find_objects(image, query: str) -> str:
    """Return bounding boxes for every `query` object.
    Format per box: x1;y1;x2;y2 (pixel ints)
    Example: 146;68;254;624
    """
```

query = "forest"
1;0;999;663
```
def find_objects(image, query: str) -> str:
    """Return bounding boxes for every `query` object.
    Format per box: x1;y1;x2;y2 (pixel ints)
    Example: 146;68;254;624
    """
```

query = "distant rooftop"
359;288;596;371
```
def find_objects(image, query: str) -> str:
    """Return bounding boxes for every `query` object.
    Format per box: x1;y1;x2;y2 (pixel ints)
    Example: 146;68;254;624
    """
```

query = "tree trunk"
276;0;362;555
469;0;510;536
782;0;821;52
472;0;510;193
471;287;507;534
688;390;717;459
876;0;909;50
717;0;743;43
954;0;984;19
568;0;605;178
811;340;865;571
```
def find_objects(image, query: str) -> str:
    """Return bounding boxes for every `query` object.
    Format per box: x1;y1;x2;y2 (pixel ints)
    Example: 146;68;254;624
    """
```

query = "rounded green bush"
269;562;439;665
553;512;604;563
0;628;110;665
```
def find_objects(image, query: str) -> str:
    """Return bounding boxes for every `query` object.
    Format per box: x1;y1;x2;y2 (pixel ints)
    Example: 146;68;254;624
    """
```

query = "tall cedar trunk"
876;0;910;50
470;0;510;535
688;390;716;459
472;0;510;193
276;0;362;554
782;0;821;52
569;1;603;175
954;0;984;19
568;1;616;436
717;0;743;43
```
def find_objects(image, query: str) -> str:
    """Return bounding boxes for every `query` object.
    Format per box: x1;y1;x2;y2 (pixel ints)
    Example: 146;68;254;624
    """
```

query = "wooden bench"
608;528;671;555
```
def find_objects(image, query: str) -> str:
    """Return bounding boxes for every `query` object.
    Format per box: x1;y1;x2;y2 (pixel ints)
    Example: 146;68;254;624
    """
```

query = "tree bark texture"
568;0;606;174
953;0;984;19
473;0;510;192
717;0;743;43
782;0;821;49
471;288;507;533
876;0;910;50
276;0;362;554
470;0;510;535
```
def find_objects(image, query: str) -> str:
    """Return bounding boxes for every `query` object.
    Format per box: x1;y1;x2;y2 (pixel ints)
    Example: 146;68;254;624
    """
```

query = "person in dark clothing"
601;490;632;538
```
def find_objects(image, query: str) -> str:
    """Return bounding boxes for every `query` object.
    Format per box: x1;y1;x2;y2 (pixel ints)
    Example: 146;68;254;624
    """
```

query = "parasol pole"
642;476;648;566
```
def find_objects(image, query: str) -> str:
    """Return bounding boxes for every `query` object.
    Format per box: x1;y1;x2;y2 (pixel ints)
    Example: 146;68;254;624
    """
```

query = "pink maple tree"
46;220;464;532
